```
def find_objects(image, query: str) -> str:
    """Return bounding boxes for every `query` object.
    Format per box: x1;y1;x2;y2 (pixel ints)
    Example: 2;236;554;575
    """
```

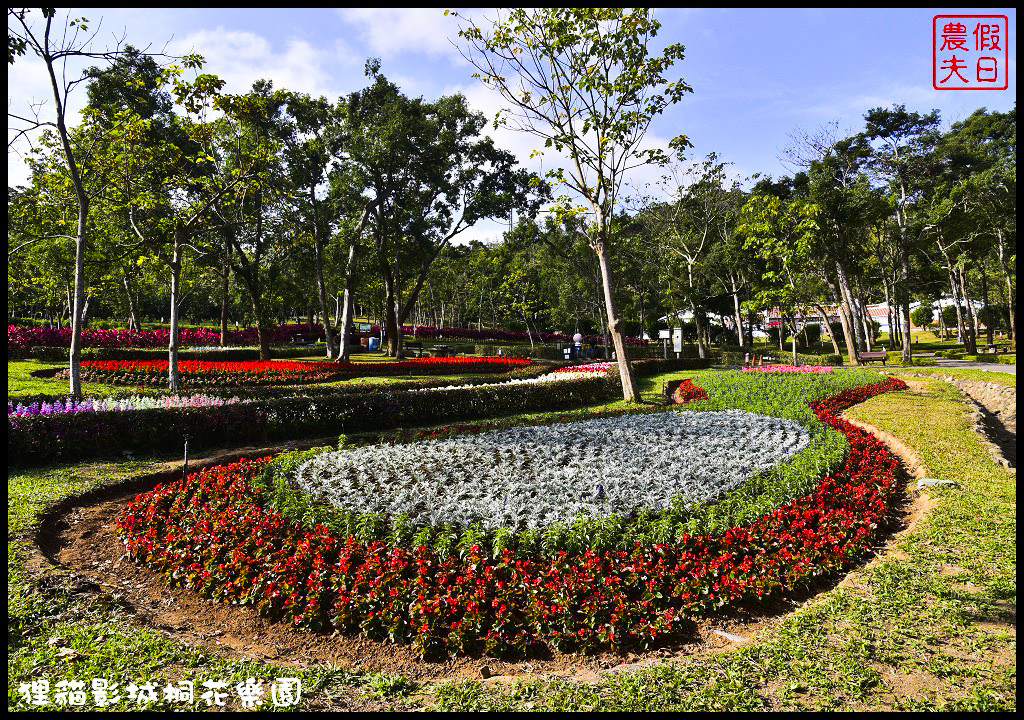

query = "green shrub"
28;346;68;361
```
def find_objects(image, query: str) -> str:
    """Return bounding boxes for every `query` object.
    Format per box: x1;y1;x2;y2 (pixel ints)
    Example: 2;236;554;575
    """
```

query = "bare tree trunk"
980;261;993;347
252;296;272;361
854;288;872;350
814;303;842;356
591;232;639;402
337;243;358;362
219;258;230;347
828;272;859;365
730;273;745;348
936;233;970;352
948;266;969;349
898;243;913;362
68;206;87;396
168;223;184;393
960;265;978;354
123;270;139;333
693;304;708;359
339;290;355;361
311;193;335;359
835;259;865;355
995;229;1015;349
882;281;895;351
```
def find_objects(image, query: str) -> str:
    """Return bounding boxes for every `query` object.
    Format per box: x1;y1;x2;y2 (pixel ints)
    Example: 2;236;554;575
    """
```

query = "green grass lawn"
7;369;1015;710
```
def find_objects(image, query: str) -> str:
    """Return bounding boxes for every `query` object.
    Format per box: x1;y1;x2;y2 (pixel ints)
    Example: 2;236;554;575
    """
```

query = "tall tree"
281;92;340;358
207;80;293;361
860;104;940;363
802;136;876;364
8;9;169;393
84;49;227;391
741;196;824;362
332;65;539;357
454;7;693;402
646;154;737;359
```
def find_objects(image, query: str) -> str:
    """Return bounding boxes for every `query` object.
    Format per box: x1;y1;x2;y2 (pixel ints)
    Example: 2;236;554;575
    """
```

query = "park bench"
859;351;888;365
406;342;425;358
744;353;777;367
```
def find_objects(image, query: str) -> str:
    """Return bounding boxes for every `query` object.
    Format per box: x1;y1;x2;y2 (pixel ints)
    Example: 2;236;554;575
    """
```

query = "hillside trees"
937;108;1016;349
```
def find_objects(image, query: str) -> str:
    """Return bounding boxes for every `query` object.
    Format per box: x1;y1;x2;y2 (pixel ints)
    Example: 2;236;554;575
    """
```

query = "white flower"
293;410;812;532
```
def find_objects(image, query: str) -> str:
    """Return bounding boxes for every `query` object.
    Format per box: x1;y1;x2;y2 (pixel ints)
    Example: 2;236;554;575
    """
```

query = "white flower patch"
293;410;810;531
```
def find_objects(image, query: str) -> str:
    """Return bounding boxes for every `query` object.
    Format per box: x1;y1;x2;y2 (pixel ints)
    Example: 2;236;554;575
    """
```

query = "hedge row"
933;349;1016;364
9;363;557;410
8;358;708;467
7;376;613;467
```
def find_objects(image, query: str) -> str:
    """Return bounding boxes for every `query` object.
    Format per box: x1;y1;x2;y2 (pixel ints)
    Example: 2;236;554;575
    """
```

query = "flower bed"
292;410;810;532
9;372;613;467
8;322;648;358
117;374;907;658
549;362;616;376
7;323;324;357
8;393;243;417
669;378;709;404
68;356;531;387
743;365;834;374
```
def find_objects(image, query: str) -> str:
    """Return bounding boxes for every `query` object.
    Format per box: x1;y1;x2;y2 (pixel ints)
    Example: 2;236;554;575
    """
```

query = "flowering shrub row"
9;322;649;357
68;356;531;388
8;393;243;418
549;362;616;376
402;325;648;347
411;360;613;394
8;374;615;467
117;376;907;657
7;323;325;357
13;363;555;410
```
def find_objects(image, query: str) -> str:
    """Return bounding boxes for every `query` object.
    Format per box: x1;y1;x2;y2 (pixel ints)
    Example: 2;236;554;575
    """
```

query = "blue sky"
8;8;1016;242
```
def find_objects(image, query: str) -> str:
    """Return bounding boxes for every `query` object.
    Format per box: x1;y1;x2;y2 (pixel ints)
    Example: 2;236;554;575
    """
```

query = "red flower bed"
117;377;907;657
75;356;531;386
669;378;709;405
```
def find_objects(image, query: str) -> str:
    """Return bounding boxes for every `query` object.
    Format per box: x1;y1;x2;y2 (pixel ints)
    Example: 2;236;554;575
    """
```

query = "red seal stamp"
933;15;1009;90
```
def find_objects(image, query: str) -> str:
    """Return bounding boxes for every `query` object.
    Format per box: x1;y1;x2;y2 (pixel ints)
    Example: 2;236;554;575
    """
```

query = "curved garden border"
115;377;907;659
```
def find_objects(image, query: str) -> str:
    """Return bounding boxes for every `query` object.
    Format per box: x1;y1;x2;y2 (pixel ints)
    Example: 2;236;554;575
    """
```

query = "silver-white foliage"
293;410;810;531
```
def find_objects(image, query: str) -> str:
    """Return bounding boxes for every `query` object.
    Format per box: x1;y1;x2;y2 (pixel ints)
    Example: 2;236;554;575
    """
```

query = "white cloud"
336;8;460;60
167;28;360;99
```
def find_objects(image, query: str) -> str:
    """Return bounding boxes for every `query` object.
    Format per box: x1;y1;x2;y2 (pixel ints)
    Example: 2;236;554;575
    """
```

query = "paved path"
913;354;1016;375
